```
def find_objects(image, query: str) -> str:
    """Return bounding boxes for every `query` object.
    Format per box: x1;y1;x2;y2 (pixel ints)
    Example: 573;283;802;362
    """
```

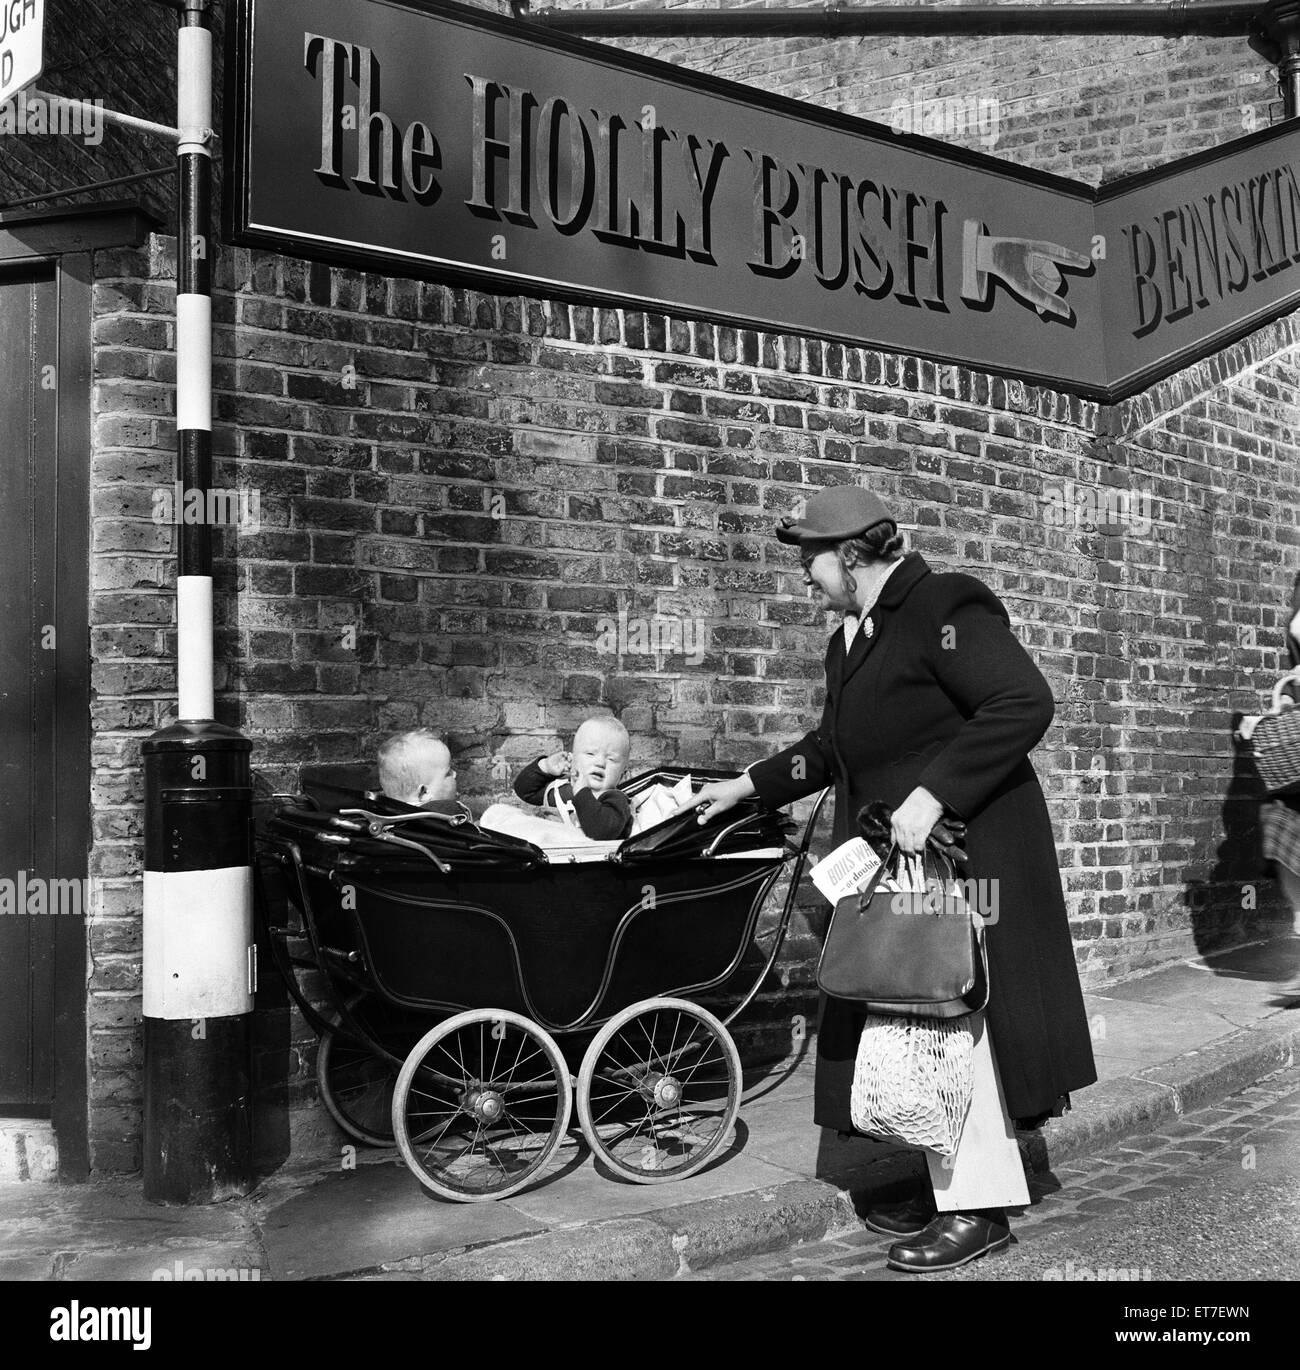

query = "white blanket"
628;774;694;835
478;802;600;848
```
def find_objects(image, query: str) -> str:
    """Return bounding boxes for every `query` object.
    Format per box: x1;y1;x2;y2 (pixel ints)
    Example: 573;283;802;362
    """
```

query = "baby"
376;729;467;817
513;716;633;840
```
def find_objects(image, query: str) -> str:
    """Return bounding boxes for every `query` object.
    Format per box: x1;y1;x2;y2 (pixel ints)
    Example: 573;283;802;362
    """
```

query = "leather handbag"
1248;674;1300;796
816;844;989;1018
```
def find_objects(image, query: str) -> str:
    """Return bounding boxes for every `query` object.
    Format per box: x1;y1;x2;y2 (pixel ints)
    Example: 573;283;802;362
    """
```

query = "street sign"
0;0;44;105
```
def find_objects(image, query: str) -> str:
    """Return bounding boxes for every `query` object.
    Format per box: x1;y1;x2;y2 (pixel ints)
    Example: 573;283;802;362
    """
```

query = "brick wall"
83;225;1300;1168
550;1;1281;183
0;0;212;217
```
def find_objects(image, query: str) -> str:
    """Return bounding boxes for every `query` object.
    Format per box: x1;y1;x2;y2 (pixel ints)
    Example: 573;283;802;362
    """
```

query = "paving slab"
1083;996;1245;1064
0;1255;56;1280
258;1159;546;1279
500;1146;793;1225
1092;943;1298;1019
61;1242;266;1283
419;1215;679;1281
0;1181;250;1256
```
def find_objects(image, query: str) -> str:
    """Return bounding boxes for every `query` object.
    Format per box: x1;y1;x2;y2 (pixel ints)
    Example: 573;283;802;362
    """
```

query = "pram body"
259;767;827;1201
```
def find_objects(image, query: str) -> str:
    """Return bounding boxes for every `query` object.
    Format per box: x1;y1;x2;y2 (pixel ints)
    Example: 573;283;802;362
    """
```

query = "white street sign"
0;0;44;106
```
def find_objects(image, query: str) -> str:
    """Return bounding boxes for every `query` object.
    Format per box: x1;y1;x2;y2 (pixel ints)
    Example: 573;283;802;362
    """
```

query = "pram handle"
702;814;766;858
339;807;470;832
359;828;453;873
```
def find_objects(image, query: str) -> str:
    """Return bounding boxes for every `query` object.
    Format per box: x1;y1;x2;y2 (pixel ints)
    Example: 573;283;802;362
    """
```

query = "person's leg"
1277;863;1300;933
886;1014;1024;1272
1276;863;1300;994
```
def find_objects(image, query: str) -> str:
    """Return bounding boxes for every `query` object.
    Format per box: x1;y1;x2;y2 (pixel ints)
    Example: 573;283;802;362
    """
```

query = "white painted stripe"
143;866;254;1019
177;575;215;720
178;26;213;157
176;295;212;431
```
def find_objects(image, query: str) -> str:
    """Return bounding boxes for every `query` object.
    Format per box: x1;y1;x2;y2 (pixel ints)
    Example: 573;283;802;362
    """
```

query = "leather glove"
927;815;970;867
857;801;969;866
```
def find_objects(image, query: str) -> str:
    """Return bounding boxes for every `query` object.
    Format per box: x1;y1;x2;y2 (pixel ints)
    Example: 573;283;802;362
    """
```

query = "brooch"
863;617;875;639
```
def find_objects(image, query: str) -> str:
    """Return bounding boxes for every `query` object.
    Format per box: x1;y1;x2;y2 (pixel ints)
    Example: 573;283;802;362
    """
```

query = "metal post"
1254;0;1300;116
142;0;256;1205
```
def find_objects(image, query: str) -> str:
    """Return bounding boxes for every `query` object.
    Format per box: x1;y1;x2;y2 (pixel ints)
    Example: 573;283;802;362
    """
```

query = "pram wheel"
392;1009;574;1203
577;998;741;1184
317;995;420;1147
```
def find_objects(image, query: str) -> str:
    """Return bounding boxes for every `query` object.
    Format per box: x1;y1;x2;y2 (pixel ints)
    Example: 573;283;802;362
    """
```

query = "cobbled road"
686;1061;1300;1282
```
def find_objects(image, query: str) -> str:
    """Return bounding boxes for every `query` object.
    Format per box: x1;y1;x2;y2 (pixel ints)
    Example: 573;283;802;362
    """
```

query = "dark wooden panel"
0;264;59;1115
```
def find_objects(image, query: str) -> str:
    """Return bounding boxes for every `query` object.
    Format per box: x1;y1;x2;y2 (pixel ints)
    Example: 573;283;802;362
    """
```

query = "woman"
685;482;1096;1273
1259;571;1300;998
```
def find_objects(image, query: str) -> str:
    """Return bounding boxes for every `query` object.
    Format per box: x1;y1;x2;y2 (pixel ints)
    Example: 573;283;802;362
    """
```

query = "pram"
258;767;828;1202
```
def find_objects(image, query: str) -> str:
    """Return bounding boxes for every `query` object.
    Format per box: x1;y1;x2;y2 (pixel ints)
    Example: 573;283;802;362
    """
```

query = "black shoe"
886;1210;1011;1273
863;1188;937;1237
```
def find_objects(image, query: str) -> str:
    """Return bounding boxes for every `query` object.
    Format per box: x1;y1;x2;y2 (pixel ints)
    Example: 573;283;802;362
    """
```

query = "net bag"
849;1013;975;1157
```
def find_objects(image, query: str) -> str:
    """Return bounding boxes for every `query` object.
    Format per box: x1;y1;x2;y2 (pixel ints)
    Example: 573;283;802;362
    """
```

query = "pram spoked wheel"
391;1009;573;1203
317;994;421;1147
577;998;742;1184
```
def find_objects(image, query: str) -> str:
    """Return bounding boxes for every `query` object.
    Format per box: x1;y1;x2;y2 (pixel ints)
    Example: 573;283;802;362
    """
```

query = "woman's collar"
876;551;931;608
847;551;929;620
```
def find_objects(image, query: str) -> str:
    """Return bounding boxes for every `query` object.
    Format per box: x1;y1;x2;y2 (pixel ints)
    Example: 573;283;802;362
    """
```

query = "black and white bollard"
142;724;255;1204
142;0;256;1204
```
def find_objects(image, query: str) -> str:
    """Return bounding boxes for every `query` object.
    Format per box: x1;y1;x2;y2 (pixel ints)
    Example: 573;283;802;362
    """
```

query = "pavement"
1;934;1298;1283
686;1058;1300;1281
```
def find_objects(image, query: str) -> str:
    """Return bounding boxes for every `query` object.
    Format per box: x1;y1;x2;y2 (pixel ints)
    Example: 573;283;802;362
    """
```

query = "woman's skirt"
1261;796;1300;876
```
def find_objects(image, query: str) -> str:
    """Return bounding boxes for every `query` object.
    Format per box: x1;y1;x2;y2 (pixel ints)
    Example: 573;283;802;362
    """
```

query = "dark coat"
749;551;1097;1124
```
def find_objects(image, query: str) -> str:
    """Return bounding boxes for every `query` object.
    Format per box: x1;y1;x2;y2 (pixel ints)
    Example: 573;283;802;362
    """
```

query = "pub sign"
228;0;1300;401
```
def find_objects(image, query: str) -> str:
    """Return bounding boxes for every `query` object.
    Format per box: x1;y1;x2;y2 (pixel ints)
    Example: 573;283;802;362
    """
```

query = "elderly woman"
686;482;1096;1273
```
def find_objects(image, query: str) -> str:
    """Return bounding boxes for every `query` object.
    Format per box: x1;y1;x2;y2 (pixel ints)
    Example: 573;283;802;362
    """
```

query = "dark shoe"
886;1210;1011;1273
863;1188;937;1237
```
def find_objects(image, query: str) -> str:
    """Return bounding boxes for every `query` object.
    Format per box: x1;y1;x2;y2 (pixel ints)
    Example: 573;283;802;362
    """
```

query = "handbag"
1249;674;1300;796
849;1013;974;1156
816;843;989;1018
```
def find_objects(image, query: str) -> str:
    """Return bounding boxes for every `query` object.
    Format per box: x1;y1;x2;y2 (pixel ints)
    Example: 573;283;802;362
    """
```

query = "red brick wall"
82;227;1300;1168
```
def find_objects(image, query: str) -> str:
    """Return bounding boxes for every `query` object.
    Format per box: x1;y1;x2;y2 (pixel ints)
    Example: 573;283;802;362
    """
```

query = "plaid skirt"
1261;797;1300;875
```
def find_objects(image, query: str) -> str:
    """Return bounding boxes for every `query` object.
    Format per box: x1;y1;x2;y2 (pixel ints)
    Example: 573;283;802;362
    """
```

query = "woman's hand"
891;786;944;853
676;775;756;825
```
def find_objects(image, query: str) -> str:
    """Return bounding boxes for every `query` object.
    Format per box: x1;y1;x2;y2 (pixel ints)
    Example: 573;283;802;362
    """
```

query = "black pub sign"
228;0;1300;400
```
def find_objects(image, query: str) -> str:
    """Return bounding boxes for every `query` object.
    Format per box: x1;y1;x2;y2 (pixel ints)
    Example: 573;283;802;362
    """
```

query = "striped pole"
142;0;256;1204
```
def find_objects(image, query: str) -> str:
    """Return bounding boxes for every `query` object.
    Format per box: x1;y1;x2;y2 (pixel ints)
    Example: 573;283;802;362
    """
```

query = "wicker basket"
1251;675;1300;796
